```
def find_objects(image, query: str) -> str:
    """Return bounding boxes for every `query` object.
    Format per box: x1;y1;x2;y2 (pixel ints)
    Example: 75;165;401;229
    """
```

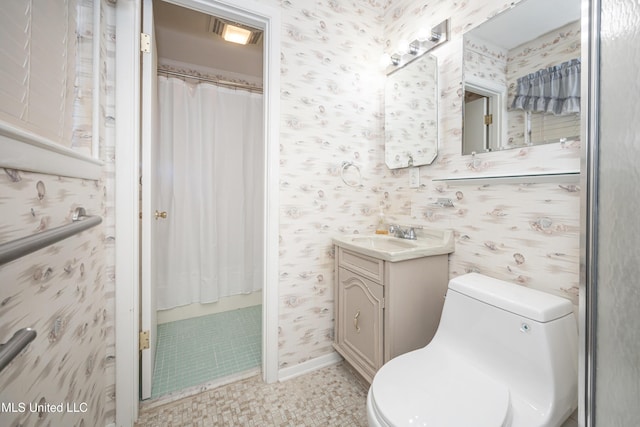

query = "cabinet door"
337;267;384;380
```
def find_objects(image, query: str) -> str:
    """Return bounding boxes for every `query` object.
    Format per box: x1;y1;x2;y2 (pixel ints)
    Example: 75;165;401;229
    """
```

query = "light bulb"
416;28;429;41
397;39;409;54
379;53;391;68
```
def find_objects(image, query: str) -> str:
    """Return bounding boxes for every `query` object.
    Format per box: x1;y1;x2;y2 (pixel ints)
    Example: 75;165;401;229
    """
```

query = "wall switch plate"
409;167;420;188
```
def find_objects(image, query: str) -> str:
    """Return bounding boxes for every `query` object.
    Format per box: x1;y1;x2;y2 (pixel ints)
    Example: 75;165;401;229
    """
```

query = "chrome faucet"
388;224;418;240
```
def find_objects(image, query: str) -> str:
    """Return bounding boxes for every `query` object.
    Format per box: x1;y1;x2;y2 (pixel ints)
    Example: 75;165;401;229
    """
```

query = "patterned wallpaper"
464;36;508;86
100;0;578;410
266;0;388;369
271;0;581;370
0;171;106;427
0;1;114;425
100;0;117;423
381;0;581;300
157;59;263;91
0;3;583;423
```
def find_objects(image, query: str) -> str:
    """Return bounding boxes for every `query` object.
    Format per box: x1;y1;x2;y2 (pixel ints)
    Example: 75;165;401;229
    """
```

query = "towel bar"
0;207;102;266
0;328;37;372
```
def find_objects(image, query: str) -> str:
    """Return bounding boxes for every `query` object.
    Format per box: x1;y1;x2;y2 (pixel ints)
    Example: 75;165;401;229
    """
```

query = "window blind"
0;0;77;147
526;111;580;145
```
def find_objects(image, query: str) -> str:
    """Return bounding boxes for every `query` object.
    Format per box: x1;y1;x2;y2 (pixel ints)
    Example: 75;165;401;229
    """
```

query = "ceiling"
469;0;581;50
153;0;263;78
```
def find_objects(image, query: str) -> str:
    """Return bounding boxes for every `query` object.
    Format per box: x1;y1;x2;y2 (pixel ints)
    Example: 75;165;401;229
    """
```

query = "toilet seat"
369;345;512;427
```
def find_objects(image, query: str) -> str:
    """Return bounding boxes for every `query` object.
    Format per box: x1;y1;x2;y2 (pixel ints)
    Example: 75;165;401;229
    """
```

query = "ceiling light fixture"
222;24;252;45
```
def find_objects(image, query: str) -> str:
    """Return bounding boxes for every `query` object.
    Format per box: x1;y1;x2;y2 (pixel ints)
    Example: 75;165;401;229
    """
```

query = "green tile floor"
151;305;262;398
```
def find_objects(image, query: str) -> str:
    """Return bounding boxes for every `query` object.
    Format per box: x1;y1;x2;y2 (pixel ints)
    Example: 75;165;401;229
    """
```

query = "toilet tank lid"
448;273;573;322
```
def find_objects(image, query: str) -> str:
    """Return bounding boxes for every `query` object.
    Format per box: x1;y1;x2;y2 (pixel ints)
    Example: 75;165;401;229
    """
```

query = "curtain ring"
340;161;362;188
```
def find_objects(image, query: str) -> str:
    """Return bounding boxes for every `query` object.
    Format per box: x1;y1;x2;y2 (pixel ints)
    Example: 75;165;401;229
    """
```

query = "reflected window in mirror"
462;0;581;155
510;58;581;147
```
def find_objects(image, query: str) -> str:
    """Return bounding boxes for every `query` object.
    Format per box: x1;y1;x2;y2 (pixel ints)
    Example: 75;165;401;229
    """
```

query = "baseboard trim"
277;351;343;382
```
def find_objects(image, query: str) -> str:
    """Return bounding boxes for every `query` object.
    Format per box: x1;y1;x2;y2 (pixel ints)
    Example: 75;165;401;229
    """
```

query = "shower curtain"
155;76;263;310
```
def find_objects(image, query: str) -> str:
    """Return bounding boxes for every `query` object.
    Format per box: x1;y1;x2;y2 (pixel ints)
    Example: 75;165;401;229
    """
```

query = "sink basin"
333;230;455;262
349;236;418;251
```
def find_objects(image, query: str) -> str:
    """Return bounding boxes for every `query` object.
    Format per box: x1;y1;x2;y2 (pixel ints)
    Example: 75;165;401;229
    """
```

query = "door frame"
579;0;598;424
139;0;158;401
114;0;280;424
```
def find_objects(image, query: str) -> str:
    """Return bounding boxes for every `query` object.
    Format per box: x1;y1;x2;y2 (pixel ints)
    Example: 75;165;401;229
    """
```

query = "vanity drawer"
338;247;384;283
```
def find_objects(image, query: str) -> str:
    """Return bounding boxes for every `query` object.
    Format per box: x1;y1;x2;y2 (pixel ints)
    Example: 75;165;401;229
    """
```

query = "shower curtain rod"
157;69;263;93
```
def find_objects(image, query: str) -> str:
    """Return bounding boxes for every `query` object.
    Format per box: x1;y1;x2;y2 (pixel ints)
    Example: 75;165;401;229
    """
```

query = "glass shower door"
584;0;640;424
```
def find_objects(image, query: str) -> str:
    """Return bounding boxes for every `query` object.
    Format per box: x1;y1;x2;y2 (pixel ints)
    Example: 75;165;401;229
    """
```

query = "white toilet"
367;272;578;427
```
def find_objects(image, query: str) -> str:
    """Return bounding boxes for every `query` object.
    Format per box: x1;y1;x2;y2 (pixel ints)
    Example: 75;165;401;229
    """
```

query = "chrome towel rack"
0;328;37;372
0;207;102;266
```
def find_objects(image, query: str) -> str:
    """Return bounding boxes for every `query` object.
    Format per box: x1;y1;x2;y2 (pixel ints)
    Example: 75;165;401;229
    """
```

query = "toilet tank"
433;273;578;426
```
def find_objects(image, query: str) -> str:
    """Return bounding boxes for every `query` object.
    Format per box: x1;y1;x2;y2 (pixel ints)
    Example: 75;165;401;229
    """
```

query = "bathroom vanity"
332;231;454;382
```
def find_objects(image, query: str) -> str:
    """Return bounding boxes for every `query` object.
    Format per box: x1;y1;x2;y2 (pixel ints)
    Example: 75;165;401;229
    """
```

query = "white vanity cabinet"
333;245;450;383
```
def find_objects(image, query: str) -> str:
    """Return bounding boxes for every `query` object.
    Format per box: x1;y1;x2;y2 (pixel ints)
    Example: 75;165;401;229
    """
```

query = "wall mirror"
462;0;581;155
385;53;439;169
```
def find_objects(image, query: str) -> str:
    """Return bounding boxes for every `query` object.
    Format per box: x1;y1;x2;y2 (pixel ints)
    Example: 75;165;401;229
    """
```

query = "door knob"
154;210;168;220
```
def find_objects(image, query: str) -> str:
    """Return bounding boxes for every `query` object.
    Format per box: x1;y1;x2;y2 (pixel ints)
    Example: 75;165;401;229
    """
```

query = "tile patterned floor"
151;305;262;398
137;362;369;426
140;359;580;427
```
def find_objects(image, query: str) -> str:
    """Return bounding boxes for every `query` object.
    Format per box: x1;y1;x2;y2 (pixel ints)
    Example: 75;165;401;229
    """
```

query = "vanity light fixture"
409;41;420;55
384;18;450;70
429;31;443;42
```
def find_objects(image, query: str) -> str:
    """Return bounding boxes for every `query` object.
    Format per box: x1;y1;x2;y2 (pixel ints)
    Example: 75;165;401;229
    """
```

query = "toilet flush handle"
353;310;361;333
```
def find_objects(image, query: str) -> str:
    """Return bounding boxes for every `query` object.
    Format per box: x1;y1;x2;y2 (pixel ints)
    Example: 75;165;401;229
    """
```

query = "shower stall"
149;75;264;398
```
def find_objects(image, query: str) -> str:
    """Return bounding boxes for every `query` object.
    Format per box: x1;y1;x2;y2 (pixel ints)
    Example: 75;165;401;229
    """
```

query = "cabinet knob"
353;310;361;333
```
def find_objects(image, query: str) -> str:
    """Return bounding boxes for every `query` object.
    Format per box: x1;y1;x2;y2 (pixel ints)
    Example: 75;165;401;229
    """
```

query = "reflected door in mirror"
463;91;489;154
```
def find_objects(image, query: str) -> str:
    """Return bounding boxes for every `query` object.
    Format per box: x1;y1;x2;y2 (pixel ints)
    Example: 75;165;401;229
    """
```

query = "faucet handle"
399;224;422;240
406;227;417;240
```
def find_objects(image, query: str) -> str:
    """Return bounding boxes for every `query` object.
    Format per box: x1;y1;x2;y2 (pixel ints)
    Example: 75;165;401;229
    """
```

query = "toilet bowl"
367;273;578;427
367;346;513;427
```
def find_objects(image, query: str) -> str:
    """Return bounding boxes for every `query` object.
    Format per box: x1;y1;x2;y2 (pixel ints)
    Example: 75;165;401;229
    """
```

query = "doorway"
140;0;265;400
114;0;281;423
